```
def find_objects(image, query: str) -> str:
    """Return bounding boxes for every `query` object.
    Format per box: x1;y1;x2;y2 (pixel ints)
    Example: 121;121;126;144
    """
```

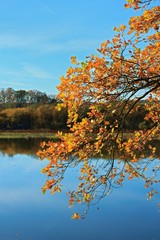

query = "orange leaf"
71;213;80;220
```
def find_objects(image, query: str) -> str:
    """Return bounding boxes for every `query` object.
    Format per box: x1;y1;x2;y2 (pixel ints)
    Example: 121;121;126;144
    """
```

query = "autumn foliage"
37;0;160;219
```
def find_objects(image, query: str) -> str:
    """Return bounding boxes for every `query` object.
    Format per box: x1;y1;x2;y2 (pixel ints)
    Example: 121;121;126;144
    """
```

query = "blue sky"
0;0;135;95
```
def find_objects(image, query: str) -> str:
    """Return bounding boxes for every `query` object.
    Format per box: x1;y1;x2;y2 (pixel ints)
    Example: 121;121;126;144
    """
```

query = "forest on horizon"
0;87;155;131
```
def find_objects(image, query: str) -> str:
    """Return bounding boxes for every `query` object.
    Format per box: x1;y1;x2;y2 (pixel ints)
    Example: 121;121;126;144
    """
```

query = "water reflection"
38;139;160;219
0;138;46;156
0;139;159;240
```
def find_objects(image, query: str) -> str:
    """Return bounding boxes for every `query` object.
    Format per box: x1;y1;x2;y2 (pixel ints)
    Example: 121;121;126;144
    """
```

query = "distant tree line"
0;104;68;130
0;88;68;130
0;88;154;131
0;88;57;108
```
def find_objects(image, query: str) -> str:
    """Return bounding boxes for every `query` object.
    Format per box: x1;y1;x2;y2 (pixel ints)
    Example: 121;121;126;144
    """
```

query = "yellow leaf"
111;128;114;133
84;193;91;202
119;24;127;31
71;213;80;220
114;27;120;32
71;56;77;64
56;104;62;111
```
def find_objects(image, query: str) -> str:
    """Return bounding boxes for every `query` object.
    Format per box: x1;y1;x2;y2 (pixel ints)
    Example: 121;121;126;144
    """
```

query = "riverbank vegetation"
0;88;157;132
0;130;59;139
0;88;68;131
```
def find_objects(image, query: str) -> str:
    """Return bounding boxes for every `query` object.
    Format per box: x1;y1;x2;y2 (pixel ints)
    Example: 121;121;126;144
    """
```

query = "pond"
0;139;159;240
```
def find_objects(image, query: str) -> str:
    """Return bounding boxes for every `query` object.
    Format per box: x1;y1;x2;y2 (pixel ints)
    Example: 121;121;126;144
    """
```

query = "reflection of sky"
0;154;160;240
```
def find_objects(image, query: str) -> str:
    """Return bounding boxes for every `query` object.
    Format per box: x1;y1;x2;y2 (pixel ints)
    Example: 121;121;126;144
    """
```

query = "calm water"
0;139;160;240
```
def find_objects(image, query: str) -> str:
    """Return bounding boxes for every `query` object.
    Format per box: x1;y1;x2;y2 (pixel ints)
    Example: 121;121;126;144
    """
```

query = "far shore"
0;130;61;139
0;130;159;140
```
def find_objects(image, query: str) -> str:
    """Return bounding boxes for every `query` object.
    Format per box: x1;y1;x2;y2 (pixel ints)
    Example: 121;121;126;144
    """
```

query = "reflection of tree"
38;140;160;219
0;139;43;157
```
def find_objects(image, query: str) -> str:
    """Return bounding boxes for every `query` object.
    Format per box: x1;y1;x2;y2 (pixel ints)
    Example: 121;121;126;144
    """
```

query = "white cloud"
22;64;53;79
0;31;102;53
0;33;40;49
0;64;53;81
0;80;30;87
43;5;56;16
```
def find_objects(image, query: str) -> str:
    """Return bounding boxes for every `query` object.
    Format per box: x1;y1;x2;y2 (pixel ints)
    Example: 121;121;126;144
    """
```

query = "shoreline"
0;130;159;140
0;130;60;139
